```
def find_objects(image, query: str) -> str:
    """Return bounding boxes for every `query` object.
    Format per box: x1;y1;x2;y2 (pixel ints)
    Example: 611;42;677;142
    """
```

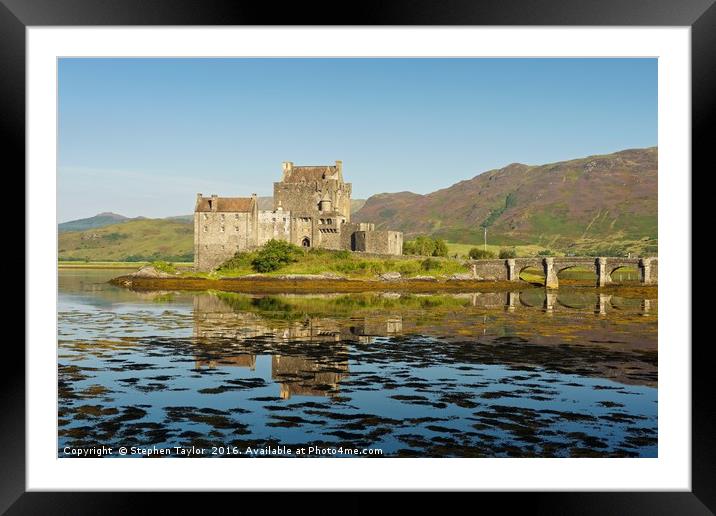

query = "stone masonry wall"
290;216;314;247
273;180;352;221
354;230;403;255
257;210;291;246
195;211;254;270
340;222;375;250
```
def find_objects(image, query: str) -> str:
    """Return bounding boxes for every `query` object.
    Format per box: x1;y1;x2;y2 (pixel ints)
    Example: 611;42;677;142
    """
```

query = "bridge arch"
555;263;597;283
512;258;545;284
608;264;640;283
555;297;591;310
517;264;544;284
518;290;542;308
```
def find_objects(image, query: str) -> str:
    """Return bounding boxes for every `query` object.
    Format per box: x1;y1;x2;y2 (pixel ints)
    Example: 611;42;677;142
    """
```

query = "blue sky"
58;58;657;222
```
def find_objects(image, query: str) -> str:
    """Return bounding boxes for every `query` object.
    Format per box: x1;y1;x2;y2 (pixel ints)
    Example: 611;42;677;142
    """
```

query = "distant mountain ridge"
58;212;130;233
353;147;657;253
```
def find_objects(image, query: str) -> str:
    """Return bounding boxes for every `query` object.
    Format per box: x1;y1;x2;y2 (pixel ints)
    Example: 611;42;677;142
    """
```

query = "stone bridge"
467;256;658;289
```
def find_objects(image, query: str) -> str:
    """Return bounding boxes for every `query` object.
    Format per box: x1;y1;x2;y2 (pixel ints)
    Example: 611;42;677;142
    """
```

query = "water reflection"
57;269;658;458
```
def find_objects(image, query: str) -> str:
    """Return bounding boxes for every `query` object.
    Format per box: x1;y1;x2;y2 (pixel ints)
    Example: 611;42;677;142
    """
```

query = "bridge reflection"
455;290;654;316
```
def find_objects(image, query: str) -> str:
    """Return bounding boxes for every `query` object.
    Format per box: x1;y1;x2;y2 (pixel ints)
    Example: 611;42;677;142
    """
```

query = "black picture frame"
5;0;707;512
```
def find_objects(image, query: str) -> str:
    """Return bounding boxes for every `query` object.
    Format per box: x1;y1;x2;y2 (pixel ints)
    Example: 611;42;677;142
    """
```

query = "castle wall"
257;210;291;246
194;211;255;270
340;222;375;250
273;180;352;221
274;182;323;215
290;216;315;247
317;227;342;249
353;230;403;255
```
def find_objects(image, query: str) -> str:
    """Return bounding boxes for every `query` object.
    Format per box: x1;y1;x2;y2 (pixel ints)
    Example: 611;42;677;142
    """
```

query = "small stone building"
194;161;403;270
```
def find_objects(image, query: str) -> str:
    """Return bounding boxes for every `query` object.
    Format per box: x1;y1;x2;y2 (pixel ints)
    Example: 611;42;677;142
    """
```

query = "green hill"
58;218;193;262
354;147;657;256
58;212;131;233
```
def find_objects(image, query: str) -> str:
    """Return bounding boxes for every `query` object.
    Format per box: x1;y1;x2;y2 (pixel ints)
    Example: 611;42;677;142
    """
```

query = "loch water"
58;268;657;458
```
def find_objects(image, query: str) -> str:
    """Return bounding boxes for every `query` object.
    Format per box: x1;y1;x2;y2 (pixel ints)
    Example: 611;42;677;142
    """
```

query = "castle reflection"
192;294;404;398
192;293;403;344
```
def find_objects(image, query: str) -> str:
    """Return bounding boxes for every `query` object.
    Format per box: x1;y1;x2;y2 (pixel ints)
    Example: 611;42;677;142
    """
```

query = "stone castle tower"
194;161;403;270
274;161;352;222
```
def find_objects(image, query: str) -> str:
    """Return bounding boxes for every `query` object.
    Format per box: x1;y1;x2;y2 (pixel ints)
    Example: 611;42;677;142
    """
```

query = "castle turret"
319;193;332;212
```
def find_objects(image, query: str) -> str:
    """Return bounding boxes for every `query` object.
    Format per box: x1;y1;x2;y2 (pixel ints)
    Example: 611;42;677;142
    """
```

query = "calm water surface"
58;268;657;458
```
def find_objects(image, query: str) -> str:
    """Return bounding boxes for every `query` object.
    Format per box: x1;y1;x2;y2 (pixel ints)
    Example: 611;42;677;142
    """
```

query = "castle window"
221;214;225;220
203;213;208;220
235;226;239;232
235;214;239;219
327;219;332;224
203;226;208;232
220;226;225;232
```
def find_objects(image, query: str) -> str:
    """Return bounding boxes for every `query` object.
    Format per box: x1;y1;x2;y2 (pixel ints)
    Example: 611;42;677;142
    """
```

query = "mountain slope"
58;212;130;233
354;147;657;252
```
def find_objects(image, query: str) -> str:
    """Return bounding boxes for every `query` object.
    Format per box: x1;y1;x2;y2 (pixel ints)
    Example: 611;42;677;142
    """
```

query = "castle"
194;161;403;270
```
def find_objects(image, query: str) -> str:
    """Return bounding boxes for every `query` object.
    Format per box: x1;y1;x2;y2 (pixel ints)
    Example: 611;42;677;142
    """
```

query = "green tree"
498;248;517;259
432;239;449;257
251;239;302;272
413;236;436;256
468;248;495;259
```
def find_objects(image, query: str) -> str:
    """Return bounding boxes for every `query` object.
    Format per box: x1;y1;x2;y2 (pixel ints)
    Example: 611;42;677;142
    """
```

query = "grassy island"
206;240;468;279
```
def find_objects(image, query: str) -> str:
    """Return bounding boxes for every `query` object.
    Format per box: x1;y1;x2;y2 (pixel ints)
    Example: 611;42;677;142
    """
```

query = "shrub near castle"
403;236;449;257
250;239;302;272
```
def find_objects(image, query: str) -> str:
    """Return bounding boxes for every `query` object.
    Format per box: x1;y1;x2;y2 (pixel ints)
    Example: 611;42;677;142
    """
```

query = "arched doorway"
301;237;311;248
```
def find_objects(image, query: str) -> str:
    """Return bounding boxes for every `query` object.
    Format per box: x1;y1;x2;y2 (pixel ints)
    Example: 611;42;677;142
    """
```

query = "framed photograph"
8;0;708;511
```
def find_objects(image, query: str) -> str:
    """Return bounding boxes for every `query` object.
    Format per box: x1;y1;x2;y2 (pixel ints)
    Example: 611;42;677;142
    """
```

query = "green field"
58;261;193;270
446;242;554;258
58;218;193;262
